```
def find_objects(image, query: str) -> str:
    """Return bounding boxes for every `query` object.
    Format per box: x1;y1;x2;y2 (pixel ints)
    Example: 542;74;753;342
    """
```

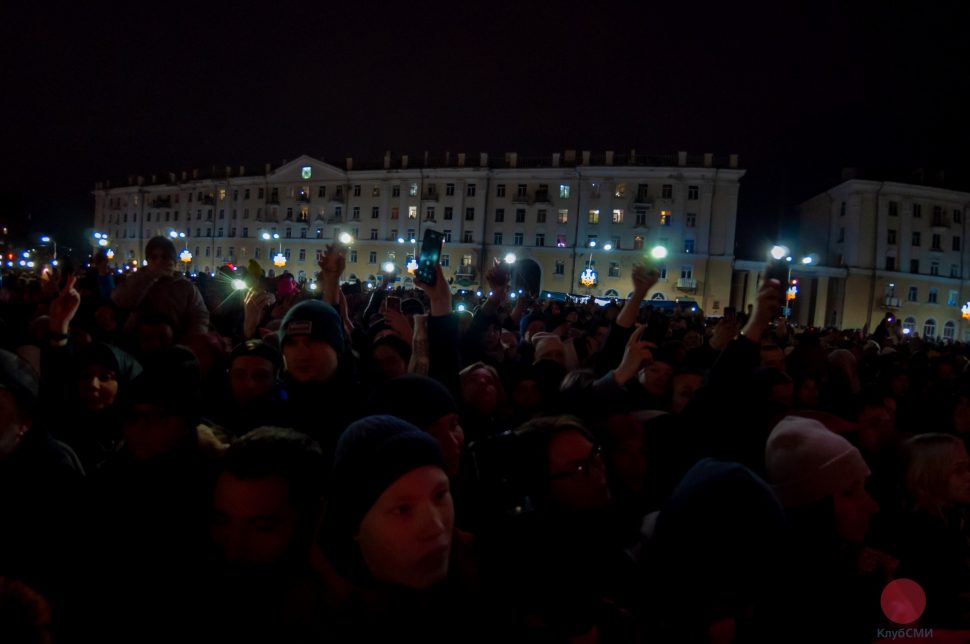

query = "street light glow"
383;261;396;273
770;245;789;260
231;279;247;290
98;239;108;247
41;236;50;243
339;232;353;244
604;244;613;251
651;246;668;260
504;253;516;264
397;237;405;244
801;256;814;264
589;240;597;248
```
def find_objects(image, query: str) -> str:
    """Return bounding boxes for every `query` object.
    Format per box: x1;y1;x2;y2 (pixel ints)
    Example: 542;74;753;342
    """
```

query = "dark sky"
2;1;968;257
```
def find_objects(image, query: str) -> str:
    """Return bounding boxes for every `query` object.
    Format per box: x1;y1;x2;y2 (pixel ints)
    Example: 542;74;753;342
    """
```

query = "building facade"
732;179;970;340
93;151;743;312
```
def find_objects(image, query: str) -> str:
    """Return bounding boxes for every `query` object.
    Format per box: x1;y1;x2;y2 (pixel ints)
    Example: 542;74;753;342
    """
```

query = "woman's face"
547;430;610;511
355;466;454;589
832;477;879;544
944;443;970;507
78;363;119;412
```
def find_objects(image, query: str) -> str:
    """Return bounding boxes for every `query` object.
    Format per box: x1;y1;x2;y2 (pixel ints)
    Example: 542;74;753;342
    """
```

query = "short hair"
222;427;326;512
144;236;177;262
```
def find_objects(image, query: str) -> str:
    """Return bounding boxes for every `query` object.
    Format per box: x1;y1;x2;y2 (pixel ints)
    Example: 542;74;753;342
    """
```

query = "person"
314;415;482;643
211;340;287;438
893;433;970;628
111;236;209;340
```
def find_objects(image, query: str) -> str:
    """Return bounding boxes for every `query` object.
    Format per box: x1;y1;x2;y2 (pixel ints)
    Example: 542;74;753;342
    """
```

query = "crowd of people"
2;234;970;643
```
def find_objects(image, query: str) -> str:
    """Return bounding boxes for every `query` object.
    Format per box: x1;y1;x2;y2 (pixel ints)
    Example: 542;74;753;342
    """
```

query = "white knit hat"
765;415;871;508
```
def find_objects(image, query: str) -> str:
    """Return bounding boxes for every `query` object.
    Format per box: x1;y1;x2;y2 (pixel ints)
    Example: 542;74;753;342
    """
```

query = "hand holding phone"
386;296;402;312
415;229;444;287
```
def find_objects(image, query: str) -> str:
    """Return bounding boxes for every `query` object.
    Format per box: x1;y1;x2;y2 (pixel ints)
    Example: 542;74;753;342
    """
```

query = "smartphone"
386;296;401;312
415;228;444;286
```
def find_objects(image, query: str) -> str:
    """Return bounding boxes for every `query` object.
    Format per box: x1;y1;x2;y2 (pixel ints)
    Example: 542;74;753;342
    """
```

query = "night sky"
2;1;968;258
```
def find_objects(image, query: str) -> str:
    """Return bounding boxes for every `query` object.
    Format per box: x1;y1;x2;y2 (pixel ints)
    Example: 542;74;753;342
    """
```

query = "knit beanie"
764;415;871;508
531;332;566;364
368;375;458;430
229;339;282;373
279;300;344;353
319;415;445;584
127;345;202;423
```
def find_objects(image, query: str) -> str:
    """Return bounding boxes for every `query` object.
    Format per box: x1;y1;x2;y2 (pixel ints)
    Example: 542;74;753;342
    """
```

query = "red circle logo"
881;579;927;625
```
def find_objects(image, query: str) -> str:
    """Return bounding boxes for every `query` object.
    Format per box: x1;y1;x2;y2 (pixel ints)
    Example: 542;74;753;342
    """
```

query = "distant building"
93;151;744;312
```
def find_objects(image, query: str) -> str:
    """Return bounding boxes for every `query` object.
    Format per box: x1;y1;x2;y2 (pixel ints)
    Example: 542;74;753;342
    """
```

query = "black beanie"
319;415;445;585
126;346;202;422
229;339;282;373
279;300;344;353
368;375;458;430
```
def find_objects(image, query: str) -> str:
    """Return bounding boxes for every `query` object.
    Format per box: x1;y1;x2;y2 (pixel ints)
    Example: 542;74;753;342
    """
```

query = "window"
924;319;937;339
335;206;343;219
609;262;620;278
465;208;475;220
931;262;940;276
952;264;961;278
932;234;942;250
409;183;418;197
554;260;565;275
558;209;568;224
560;184;570;199
230;227;237;237
370;229;378;240
537;209;547;223
372;186;381;197
588;209;600;224
556;234;567;248
446;183;455;196
285;227;292;238
372;207;380;219
316;228;323;239
392;185;401;197
903;316;916;333
196;228;201;236
838;227;845;243
390;228;397;240
368;251;377;264
513;232;524;246
911;259;920;274
298;249;306;262
660;211;671;226
944;321;956;341
635;209;647;226
662;184;673;199
955;209;962;224
440;254;450;267
494;232;503;245
587;234;598;247
205;246;211;257
216;246;223;258
407;228;416;240
590;183;600;198
443;230;452;242
350;250;358;263
243;208;249;219
954;236;961;251
242;227;248;238
463;231;473;243
243;188;250;200
912;232;921;246
444;207;453;220
351;207;360;221
426;183;436;196
888;229;897;244
688;185;699;200
929;288;939;303
840;201;846;217
317;186;326;198
257;208;262;218
535;233;545;247
681;265;694;280
515;209;526;223
684;239;695;253
408;206;417;220
466;183;476;197
611;183;625;198
933;206;944;226
391;207;399;220
517;184;527;198
612;209;623;224
908;286;918;302
497;184;506;197
949;290;959;306
913;203;922;218
685;213;696;228
885;257;895;271
495;209;505;223
633;235;644;250
425;206;435;220
888;201;898;216
254;247;260;259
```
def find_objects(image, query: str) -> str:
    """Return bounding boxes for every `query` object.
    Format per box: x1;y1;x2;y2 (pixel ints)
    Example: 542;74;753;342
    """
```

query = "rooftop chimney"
506;152;517;168
445;151;450;166
565;149;576;164
729;154;739;169
151;174;157;184
346;157;353;171
677;151;688;166
703;153;713;168
841;167;858;181
629;149;636;164
552;152;561;167
605;150;614;166
402;155;409;169
423;150;429;166
457;152;466;167
581;150;590;166
264;163;271;175
384;151;391;169
479;153;488;167
239;165;245;175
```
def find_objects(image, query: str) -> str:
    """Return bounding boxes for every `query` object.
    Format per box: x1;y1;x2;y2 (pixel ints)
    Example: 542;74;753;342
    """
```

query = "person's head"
369;335;412;382
276;273;297;298
794;375;821;409
520;313;547;344
0;350;39;460
514;416;610;512
144;236;177;274
0;577;52;644
531;332;567;367
459;362;506;416
759;341;786;372
670;369;704;415
279;301;344;383
638;359;674;400
213;427;325;569
370;375;464;478
320;416;452;589
122;346;201;460
903;433;970;518
856;390;895;452
228;340;281;406
75;343;142;413
93;302;118;333
765;416;877;544
135;314;175;358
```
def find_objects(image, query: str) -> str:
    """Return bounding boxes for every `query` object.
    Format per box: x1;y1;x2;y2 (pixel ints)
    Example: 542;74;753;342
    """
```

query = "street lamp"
504;253;516;264
339;232;354;245
650;245;668;260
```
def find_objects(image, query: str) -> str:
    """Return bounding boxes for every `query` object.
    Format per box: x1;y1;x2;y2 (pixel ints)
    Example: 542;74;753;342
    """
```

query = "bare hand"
485;259;510;298
710;317;740;351
383;308;414;342
318;243;346;280
632;262;659;296
414;264;452;316
615;325;656;383
49;274;81;334
243;289;275;338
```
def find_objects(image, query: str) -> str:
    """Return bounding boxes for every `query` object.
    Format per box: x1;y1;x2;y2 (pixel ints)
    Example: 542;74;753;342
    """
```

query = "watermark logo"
881;579;926;625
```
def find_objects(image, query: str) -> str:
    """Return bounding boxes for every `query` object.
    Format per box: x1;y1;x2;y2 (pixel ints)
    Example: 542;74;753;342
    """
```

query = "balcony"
633;194;652;206
676;277;697;292
534;189;552;204
296;194;311;203
456;266;477;278
883;296;902;309
422;192;439;202
511;193;530;204
151;197;173;208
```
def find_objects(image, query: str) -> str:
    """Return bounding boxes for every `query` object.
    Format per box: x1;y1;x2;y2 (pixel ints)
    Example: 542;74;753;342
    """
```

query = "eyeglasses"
549;445;604;480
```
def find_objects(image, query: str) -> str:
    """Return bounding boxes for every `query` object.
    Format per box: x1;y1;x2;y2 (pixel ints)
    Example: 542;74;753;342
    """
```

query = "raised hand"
318;243;346;280
414;264;452;316
631;261;659;297
383;307;414;343
484;259;510;299
614;324;656;383
243;288;275;339
49;274;81;335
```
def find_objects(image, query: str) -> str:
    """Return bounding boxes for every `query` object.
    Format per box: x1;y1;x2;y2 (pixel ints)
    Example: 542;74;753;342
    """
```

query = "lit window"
588;209;600;224
660;211;671;226
612;209;623;224
409;183;418;197
560;184;570;199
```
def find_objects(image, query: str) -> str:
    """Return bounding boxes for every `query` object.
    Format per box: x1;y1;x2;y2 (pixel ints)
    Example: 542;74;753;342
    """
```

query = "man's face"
212;474;303;567
0;390;28;460
639;361;674;398
670;373;703;415
147;248;175;274
77;363;119;412
548;430;610;510
123;403;192;460
282;336;338;383
355;466;454;589
461;368;498;414
760;344;786;371
371;345;408;382
137;322;174;357
229;356;276;405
